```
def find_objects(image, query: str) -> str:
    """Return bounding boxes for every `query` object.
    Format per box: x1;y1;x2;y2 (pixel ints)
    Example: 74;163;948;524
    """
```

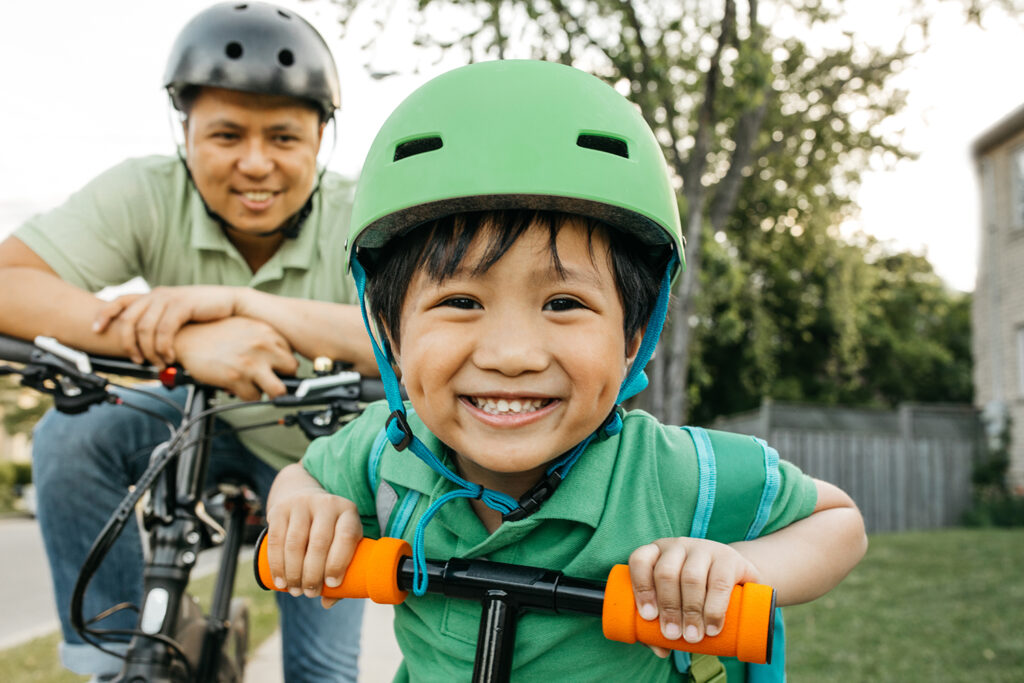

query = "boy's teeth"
243;191;273;201
471;397;549;415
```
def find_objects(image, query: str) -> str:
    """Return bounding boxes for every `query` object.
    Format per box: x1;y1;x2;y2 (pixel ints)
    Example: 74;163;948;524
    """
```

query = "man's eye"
441;297;480;310
274;134;299;144
212;132;239;141
544;297;585;312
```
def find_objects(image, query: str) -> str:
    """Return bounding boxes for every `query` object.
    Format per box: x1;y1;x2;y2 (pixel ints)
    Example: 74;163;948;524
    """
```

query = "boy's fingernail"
663;623;682;640
639;603;657;621
288;587;303;597
325;576;341;588
706;624;721;637
303;588;318;598
273;577;286;590
684;625;701;643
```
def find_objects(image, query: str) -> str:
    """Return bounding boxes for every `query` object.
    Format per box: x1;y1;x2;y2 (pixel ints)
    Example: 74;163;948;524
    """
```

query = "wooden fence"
712;401;980;533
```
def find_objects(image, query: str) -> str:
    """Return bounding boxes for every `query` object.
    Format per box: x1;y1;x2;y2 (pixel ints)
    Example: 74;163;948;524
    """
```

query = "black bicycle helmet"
164;1;340;120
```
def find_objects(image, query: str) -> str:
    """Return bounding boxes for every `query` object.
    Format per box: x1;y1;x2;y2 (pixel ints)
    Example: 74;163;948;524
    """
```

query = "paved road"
0;516;59;649
244;602;401;683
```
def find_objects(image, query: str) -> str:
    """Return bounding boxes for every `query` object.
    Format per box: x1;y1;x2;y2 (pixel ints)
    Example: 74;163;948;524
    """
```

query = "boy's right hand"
265;467;363;609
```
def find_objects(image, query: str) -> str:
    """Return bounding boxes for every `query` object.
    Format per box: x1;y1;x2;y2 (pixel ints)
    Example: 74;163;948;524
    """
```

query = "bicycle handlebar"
0;332;387;407
253;533;775;664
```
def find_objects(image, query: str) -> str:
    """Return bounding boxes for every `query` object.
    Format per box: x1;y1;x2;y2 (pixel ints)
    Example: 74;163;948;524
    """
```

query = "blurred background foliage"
324;0;995;424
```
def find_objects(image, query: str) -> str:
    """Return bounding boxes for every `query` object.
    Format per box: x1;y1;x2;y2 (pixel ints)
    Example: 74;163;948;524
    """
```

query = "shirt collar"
187;182;321;283
378;411;616;549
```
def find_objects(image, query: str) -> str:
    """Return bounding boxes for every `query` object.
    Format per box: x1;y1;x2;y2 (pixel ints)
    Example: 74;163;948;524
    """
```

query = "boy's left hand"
628;538;761;658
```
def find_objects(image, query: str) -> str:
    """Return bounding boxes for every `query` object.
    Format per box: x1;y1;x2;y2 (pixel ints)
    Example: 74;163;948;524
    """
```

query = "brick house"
973;103;1024;490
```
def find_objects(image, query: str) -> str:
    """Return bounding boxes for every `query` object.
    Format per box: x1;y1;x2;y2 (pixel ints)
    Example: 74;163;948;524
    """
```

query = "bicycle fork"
116;386;251;683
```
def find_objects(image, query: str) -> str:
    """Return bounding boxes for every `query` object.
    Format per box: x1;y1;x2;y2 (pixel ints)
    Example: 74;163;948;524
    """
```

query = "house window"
1014;145;1024;229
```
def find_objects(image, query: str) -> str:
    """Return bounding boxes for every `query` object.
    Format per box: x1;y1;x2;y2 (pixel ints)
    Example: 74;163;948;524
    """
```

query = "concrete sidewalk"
244;600;401;683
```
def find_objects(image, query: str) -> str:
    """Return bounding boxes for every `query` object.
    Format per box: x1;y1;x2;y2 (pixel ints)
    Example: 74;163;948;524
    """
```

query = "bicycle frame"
0;333;380;682
120;383;248;682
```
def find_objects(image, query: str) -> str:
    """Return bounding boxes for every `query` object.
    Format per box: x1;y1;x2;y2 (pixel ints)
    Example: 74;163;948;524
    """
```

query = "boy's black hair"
361;209;671;351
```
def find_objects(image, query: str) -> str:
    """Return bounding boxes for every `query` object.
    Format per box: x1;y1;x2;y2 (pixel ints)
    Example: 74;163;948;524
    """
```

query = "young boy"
265;60;867;681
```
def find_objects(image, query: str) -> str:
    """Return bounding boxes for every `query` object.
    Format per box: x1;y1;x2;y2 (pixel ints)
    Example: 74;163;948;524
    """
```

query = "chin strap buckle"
385;409;413;451
502;470;564;522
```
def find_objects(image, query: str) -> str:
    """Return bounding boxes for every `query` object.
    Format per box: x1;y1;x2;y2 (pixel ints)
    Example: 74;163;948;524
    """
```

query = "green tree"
326;0;988;422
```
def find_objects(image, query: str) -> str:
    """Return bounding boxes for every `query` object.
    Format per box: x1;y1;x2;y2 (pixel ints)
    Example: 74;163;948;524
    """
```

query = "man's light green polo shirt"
304;401;818;682
16;155;356;468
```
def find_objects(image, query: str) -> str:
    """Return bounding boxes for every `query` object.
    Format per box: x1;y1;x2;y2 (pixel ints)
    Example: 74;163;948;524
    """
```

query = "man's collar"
187;186;320;281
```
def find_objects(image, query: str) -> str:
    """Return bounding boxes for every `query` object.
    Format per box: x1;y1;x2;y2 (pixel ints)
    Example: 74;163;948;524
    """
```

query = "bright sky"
1;0;1022;292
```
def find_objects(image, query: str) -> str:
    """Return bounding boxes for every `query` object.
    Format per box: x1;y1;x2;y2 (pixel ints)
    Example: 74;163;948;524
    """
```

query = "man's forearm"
0;267;130;356
236;290;377;376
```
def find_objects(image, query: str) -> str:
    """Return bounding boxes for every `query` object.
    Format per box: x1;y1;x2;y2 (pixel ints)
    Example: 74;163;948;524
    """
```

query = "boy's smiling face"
393;217;639;498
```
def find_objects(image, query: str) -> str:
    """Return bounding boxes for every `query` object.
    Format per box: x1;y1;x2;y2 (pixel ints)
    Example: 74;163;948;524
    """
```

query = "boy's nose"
472;319;550;376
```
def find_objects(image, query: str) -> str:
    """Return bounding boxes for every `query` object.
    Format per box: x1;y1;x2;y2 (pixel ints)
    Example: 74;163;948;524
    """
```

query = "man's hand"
173;317;298;400
266;463;363;609
628;537;761;658
93;286;241;366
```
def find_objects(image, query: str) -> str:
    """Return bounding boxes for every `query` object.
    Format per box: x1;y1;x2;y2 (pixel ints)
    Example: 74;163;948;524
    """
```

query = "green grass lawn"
3;528;1022;682
786;528;1024;682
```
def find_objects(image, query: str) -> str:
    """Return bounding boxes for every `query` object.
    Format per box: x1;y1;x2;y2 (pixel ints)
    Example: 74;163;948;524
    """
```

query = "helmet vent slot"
577;134;628;159
225;42;244;59
394;136;444;162
278;49;295;67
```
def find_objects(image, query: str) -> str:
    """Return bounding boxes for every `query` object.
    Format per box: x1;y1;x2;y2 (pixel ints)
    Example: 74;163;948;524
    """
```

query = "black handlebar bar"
0;332;387;406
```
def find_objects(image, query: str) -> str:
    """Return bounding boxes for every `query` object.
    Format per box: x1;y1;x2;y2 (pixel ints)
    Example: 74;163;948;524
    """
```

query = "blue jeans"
32;386;363;682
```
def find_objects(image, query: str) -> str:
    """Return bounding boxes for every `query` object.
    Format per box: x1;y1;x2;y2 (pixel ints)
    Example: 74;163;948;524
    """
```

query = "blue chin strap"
350;251;677;595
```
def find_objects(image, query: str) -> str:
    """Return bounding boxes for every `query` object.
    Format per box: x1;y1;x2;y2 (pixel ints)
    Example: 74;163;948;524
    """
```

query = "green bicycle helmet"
164;1;340;120
349;59;682;269
346;61;684;594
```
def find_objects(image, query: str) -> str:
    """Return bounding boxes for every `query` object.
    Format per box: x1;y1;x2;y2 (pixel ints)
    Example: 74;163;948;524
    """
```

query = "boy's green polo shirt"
304;401;818;682
16;155;356;468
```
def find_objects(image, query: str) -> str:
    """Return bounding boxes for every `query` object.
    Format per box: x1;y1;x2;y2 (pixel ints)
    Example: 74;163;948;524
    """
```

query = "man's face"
393;218;639;499
184;87;323;235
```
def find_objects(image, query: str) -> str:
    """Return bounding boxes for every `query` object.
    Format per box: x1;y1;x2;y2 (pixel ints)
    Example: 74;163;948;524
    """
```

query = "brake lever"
17;355;112;415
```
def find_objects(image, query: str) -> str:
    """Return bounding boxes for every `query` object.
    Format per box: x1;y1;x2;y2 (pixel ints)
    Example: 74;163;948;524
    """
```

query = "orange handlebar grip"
255;533;411;605
601;564;775;664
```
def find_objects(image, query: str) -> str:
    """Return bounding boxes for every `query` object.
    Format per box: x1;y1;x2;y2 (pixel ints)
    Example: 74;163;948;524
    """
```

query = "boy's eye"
212;131;239;141
440;297;481;310
543;297;585;312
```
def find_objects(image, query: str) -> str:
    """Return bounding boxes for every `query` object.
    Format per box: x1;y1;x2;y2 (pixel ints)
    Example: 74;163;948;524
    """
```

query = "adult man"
0;3;371;680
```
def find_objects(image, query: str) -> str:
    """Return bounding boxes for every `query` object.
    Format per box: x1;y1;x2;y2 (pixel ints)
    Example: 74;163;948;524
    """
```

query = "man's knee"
32;397;177;490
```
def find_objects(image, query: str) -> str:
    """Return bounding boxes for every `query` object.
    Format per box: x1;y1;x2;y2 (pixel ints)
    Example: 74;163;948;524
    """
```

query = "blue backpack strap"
745;437;781;540
677;427;788;682
680;426;717;538
744;437;786;682
369;426;422;539
673;427;720;679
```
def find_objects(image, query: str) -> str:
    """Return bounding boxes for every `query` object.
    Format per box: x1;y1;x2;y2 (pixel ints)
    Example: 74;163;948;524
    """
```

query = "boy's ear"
624;331;643;370
377;316;402;374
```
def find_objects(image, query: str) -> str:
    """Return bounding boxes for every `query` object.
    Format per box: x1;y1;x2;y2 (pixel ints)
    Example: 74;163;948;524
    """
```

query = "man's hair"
362;209;671;351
